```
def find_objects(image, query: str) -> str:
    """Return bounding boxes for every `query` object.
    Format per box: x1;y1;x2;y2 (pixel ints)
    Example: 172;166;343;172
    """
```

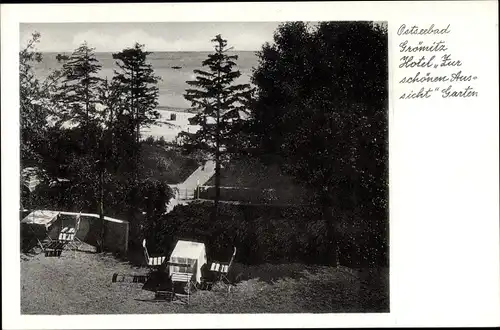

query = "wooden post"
98;160;105;253
197;179;200;200
124;221;129;255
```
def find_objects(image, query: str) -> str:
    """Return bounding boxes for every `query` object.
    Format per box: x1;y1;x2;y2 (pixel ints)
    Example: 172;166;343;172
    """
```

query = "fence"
174;187;197;201
21;210;129;255
62;212;129;255
196;185;312;205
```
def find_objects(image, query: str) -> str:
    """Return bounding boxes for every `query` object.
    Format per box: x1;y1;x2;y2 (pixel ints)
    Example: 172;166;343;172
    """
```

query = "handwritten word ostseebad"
397;24;451;36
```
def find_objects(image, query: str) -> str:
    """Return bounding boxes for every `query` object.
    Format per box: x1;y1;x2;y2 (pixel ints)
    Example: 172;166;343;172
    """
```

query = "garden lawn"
21;250;388;314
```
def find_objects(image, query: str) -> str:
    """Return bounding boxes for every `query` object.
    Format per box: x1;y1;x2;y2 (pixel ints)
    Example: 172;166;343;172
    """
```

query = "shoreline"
156;105;196;113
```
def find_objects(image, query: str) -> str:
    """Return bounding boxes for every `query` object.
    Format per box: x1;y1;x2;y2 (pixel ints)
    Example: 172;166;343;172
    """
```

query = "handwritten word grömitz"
399;40;448;53
397;24;451;36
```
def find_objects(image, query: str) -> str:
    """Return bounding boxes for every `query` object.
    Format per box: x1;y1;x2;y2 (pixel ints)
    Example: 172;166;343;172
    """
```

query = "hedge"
145;201;388;267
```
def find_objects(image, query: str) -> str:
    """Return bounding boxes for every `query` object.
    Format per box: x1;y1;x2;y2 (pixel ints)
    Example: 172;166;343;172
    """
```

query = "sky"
20;22;285;52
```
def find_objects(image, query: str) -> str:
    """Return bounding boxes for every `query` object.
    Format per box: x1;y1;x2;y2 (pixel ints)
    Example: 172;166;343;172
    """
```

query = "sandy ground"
140;110;199;142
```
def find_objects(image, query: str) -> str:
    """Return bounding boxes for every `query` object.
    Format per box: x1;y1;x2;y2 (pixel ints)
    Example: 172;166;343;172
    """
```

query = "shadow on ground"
229;262;322;284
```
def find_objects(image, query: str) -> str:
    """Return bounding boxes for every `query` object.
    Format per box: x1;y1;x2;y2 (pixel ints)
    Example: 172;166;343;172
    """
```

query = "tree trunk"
214;107;221;220
214;44;222;221
131;69;140;183
136;106;140;182
97;158;105;253
110;106;114;167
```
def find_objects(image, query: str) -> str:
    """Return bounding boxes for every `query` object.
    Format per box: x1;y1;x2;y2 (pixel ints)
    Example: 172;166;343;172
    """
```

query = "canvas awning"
169;240;207;284
21;210;60;230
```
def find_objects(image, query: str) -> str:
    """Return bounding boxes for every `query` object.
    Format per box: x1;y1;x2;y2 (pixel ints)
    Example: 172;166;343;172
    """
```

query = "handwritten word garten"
399;85;478;99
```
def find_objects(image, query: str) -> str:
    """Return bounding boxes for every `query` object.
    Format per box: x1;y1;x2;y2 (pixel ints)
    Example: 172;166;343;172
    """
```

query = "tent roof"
21;210;60;227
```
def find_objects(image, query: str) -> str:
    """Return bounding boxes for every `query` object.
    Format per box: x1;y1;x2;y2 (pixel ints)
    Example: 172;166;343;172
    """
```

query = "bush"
156;136;167;147
145;135;155;145
140;143;199;184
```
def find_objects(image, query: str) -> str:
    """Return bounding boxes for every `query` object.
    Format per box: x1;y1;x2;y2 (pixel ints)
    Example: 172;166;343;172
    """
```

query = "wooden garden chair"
58;213;82;250
165;261;197;304
143;239;168;272
111;240;168;290
45;213;82;257
203;247;237;292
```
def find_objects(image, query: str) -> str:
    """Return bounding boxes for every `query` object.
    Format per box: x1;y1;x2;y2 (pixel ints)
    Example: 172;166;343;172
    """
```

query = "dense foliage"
246;22;389;265
250;21;387;209
20;32;63;167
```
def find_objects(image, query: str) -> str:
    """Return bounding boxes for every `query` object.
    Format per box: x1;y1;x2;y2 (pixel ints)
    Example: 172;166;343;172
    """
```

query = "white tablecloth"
169;240;207;284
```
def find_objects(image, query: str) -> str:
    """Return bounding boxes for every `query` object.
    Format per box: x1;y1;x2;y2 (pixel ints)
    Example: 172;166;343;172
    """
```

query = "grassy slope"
21;251;388;314
140;144;199;184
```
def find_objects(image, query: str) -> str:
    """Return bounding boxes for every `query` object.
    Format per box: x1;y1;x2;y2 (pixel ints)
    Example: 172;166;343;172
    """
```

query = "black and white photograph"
3;1;500;328
18;21;389;314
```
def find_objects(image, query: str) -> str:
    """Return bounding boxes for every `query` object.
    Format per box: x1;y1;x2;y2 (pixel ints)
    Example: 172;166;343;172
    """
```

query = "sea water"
33;51;259;110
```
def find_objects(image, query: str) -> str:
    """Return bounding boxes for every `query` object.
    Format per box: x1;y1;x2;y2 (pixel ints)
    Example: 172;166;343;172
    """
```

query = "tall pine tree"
55;41;103;133
180;34;253;219
112;43;160;178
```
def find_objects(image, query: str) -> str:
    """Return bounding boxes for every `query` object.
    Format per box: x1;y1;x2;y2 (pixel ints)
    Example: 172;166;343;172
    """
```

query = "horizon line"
38;49;260;53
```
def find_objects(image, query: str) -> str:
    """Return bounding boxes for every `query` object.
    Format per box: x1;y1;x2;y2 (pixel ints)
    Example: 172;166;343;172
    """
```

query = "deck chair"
51;212;82;257
203;247;237;292
43;214;79;257
59;213;82;248
111;240;167;289
143;239;167;271
166;261;197;304
44;241;66;257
